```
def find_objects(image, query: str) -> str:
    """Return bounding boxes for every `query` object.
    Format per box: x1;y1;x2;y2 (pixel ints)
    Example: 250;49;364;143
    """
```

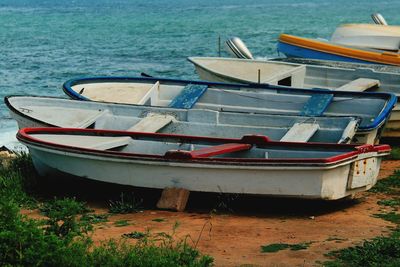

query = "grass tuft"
114;220;130;227
122;231;148;239
108;192;143;214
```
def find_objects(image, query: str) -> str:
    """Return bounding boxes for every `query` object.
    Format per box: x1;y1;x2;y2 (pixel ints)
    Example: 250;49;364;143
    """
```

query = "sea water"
1;0;400;148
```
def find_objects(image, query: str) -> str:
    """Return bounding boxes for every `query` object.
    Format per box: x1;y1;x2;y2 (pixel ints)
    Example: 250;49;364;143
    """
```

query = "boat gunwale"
17;127;391;166
61;76;397;132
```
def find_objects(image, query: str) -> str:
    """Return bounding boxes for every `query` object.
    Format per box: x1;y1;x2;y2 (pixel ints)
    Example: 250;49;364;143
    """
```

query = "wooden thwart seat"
300;94;334;116
137;81;160;105
336;78;380;92
74;110;109;128
128;113;175;132
168;84;208;109
280;123;320;142
34;134;131;150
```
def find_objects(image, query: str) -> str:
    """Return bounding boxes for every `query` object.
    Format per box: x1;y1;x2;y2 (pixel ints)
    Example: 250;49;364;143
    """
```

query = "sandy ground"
21;160;400;267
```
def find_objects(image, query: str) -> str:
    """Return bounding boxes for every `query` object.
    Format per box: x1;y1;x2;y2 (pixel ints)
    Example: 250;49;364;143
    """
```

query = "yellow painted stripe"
279;34;400;66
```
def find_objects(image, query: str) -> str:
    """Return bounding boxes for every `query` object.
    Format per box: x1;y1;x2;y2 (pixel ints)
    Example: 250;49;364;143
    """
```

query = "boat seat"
300;94;333;116
336;78;380;92
74;110;109;128
33;134;131;150
280;123;320;142
168;84;208;109
262;65;306;87
165;143;252;159
127;113;175;132
137;81;160;105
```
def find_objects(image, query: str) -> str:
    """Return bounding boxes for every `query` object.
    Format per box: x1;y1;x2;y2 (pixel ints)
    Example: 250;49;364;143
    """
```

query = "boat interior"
8;97;359;143
28;131;355;160
70;80;387;129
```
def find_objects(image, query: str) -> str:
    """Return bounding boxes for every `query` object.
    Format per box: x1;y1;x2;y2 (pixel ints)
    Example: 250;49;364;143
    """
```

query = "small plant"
39;197;92;238
212;189;240;214
114;220;130;227
260;242;313;253
0;153;37;207
108;192;143;214
123;231;148;239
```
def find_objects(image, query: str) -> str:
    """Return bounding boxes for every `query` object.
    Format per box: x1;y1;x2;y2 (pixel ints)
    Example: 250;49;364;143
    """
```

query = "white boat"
188;57;400;137
62;77;396;145
5;95;361;143
331;24;400;51
17;127;390;200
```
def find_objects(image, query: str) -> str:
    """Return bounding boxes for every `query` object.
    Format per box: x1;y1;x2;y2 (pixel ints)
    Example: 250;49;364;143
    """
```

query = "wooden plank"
336;78;380;92
34;134;131;150
168;84;208;109
137;81;160;105
128;113;174;132
165;143;252;159
74;110;109;128
300;94;333;116
280;123;319;142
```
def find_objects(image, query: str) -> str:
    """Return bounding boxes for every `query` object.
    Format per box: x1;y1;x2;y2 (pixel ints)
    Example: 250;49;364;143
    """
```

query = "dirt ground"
21;160;400;266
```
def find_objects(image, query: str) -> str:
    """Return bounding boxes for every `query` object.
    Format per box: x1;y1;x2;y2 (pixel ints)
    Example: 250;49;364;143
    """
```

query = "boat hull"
278;34;400;66
28;143;383;200
277;41;376;64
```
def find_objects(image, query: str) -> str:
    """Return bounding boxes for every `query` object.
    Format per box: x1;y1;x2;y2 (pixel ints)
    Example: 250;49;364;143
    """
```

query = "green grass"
123;231;148;239
260;242;312;253
114;220;130;227
387;147;400;160
373;212;400;224
370;170;400;194
108;192;143;214
0;155;213;266
80;213;109;224
324;230;400;267
377;198;400;208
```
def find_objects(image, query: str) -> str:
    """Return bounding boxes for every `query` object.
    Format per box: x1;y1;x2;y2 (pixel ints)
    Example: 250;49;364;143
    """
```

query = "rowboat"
62;77;396;144
331;24;400;51
188;57;400;137
17;127;390;200
277;34;400;66
5;95;361;143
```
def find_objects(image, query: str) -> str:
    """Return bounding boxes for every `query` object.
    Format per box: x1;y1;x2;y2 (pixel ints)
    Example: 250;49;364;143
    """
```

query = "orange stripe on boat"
279;34;400;66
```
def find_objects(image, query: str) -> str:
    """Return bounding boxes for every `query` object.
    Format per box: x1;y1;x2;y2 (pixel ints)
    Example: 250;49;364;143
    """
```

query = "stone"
156;187;190;212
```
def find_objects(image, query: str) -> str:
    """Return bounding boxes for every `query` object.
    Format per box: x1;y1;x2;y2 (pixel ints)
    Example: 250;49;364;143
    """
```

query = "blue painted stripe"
277;42;379;65
168;84;208;109
300;94;334;116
